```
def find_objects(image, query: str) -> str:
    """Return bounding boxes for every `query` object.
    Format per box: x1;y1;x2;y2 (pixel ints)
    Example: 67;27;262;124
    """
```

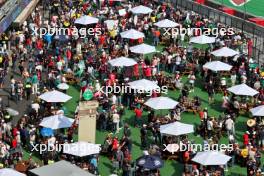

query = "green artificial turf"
212;0;264;17
60;77;256;176
21;43;262;176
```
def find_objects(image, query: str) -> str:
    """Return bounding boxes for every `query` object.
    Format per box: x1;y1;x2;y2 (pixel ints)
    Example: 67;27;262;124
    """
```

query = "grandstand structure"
0;0;33;34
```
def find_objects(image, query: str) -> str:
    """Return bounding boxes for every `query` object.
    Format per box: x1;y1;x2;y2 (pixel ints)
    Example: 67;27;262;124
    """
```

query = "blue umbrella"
136;155;164;170
40;128;54;137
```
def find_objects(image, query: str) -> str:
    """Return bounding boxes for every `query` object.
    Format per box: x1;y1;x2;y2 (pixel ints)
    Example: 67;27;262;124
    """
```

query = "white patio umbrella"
0;168;26;176
63;141;101;157
160;121;194;136
108;57;137;67
211;47;239;57
154;19;180;28
104;20;118;30
128;79;159;92
39;90;72;102
144;97;179;110
131;5;153;14
6;108;19;116
75;15;99;25
250;105;264;116
227;83;259;96
130;43;156;54
39;114;74;130
192;151;231;165
57;83;70;90
190;35;216;44
203;61;232;72
120;29;145;39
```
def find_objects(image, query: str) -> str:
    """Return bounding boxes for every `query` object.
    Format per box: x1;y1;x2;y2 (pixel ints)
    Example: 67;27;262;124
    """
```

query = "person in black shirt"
140;124;148;149
123;123;131;137
207;80;215;104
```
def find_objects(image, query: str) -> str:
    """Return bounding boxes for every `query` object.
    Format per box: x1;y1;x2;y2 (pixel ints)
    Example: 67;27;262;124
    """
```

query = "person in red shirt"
66;49;72;60
134;106;143;127
36;38;43;50
111;137;119;160
99;35;106;46
12;138;17;148
243;131;249;146
133;64;139;79
12;127;18;137
109;72;116;86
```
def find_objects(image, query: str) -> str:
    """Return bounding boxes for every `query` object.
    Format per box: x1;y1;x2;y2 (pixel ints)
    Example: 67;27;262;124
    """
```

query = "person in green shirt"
31;73;39;95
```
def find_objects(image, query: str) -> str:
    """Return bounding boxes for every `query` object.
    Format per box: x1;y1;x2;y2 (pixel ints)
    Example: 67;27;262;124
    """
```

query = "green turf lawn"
21;42;261;175
212;0;264;17
61;77;263;176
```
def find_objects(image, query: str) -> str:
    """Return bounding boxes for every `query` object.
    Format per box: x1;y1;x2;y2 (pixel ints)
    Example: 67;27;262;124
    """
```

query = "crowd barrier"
171;0;264;64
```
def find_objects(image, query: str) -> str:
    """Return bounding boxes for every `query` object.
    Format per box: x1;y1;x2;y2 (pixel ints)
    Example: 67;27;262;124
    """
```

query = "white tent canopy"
227;83;259;96
57;83;70;90
190;35;216;44
39;90;72;102
250;105;264;116
203;61;232;72
211;47;239;57
154;19;180;28
75;15;99;25
120;29;145;39
30;160;95;176
40;114;74;130
108;57;137;67
160;121;194;136
0;168;26;176
128;79;159;92
144;97;179;110
130;43;156;54
131;5;153;14
63;141;101;157
104;20;118;30
192;151;231;165
6;108;19;116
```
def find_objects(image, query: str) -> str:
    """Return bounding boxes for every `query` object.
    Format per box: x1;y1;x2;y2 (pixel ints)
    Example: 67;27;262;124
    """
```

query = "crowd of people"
0;0;263;175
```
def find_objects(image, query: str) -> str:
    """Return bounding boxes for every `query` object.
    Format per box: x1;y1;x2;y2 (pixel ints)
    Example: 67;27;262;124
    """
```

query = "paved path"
0;67;35;124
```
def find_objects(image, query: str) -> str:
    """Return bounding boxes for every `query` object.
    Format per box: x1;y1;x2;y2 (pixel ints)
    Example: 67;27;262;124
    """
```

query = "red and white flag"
229;0;250;6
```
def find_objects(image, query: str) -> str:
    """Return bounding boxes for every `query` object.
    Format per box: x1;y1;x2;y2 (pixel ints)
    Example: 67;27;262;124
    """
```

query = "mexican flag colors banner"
229;0;251;6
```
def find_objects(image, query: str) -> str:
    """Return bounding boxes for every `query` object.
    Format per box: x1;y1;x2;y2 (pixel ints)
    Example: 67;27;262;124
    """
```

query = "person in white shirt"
225;117;234;136
230;72;237;86
95;80;101;92
188;72;196;92
112;110;120;133
173;54;181;73
111;94;117;105
207;118;213;139
241;72;247;84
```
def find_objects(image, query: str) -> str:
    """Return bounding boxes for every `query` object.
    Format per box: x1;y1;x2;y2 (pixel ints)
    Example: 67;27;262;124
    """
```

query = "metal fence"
171;0;264;64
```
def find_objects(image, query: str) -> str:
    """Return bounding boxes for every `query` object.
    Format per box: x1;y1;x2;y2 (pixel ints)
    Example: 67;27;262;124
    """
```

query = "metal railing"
171;0;264;64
